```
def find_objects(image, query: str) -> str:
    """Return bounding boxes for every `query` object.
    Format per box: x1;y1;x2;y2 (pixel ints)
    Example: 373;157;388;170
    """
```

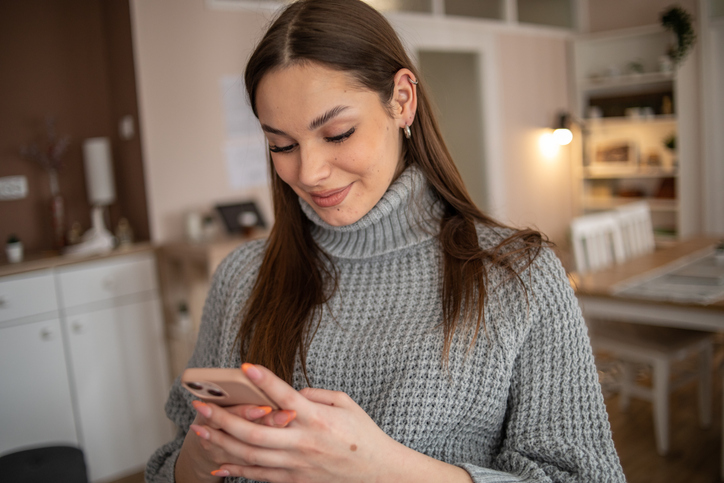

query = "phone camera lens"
207;389;224;397
187;382;203;390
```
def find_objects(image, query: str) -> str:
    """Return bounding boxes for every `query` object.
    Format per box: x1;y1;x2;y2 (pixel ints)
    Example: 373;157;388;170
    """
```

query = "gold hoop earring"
404;125;412;139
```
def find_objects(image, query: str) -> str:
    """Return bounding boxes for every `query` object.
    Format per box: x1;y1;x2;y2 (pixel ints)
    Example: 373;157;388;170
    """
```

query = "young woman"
147;1;625;481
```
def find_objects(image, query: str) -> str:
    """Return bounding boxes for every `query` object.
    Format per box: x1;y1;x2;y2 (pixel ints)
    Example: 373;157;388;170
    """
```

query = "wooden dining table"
571;236;724;332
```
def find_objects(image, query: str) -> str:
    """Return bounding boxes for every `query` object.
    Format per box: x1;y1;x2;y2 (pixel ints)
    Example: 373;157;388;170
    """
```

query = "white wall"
131;0;274;242
495;32;572;246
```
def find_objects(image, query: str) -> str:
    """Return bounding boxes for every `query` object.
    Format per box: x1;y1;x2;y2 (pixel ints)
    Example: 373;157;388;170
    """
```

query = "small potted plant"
6;234;23;263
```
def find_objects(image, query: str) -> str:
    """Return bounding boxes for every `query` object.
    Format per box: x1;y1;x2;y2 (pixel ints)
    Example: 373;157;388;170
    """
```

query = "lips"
309;183;353;208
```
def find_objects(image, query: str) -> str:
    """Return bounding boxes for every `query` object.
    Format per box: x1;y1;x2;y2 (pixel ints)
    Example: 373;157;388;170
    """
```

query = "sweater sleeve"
460;248;626;482
145;244;258;483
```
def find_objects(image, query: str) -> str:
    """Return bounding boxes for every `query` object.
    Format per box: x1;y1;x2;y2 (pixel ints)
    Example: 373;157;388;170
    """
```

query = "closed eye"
325;127;355;144
268;142;297;154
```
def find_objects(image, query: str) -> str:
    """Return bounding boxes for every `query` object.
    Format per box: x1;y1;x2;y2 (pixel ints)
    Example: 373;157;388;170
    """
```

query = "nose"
297;143;331;187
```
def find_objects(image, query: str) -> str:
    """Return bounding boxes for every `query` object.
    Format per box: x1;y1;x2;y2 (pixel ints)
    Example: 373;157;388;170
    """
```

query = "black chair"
0;445;89;483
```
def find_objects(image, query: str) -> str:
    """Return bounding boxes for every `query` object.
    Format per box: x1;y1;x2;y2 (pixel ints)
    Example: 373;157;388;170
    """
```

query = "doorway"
418;50;488;211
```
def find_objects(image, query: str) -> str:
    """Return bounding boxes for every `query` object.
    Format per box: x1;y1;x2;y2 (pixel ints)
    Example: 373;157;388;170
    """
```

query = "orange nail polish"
211;469;229;477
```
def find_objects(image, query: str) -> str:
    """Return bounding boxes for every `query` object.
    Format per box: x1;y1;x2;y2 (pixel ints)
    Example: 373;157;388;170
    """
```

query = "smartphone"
181;367;279;409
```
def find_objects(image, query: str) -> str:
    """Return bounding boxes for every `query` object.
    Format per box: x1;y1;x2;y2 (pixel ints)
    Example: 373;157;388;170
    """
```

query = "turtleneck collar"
298;165;442;259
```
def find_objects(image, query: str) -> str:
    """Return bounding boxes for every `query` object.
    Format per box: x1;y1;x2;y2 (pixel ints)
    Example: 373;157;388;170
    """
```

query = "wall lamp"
553;111;574;146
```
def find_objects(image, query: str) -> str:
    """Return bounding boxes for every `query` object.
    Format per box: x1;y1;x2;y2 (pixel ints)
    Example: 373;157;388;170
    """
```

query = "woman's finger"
241;363;310;414
225;404;274;421
299;387;354;408
192;399;295;450
258;409;297;428
193;422;293;469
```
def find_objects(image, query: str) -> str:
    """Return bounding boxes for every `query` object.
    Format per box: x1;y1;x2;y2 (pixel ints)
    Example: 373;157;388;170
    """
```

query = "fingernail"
192;400;212;418
242;362;262;380
248;405;273;419
211;469;230;477
190;424;209;440
273;410;296;426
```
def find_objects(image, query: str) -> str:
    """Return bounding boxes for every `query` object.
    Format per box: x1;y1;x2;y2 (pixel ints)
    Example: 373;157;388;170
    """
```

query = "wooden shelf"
583;168;677;179
583;197;678;212
580;72;674;97
584;115;676;127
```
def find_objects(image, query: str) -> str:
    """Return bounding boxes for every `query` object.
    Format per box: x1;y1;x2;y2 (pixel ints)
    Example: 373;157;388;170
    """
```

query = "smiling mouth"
309;184;353;208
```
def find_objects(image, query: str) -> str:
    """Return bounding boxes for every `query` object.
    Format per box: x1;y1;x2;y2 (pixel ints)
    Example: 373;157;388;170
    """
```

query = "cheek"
271;155;295;183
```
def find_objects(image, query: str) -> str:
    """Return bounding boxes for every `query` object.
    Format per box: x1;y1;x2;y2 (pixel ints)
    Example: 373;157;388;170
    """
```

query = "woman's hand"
185;363;472;483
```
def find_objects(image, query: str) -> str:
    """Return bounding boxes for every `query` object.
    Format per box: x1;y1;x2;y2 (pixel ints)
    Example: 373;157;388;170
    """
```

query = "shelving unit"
572;25;701;244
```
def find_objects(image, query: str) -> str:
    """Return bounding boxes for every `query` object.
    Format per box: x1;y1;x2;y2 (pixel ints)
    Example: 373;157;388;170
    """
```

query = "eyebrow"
309;105;349;131
261;105;350;137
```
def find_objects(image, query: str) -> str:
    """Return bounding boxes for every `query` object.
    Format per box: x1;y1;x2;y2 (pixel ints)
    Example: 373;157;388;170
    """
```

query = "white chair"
614;201;656;259
571;206;713;456
570;212;626;274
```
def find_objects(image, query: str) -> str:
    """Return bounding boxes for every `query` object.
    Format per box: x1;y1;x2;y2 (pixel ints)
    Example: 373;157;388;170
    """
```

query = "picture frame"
215;201;266;235
589;140;638;172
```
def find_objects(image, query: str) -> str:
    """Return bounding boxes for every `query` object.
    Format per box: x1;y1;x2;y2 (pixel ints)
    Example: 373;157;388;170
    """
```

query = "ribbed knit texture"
147;166;625;482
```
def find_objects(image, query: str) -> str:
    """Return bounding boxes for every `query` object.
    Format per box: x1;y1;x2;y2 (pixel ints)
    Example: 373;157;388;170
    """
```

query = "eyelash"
268;127;355;154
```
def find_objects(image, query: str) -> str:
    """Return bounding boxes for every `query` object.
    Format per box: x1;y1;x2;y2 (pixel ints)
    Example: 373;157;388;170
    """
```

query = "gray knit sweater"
147;166;625;482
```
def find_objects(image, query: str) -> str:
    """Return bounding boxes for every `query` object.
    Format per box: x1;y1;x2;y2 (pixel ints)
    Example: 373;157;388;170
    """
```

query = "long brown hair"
241;0;546;383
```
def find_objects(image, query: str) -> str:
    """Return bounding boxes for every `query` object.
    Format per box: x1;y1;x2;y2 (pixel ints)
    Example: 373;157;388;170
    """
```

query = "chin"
314;208;364;227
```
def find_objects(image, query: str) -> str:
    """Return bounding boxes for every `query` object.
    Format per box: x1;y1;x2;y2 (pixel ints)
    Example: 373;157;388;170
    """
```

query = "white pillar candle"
82;137;116;205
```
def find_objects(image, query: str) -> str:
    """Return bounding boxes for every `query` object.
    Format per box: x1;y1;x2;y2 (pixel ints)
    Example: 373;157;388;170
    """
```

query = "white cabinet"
0;317;78;455
0;251;173;482
573;25;701;244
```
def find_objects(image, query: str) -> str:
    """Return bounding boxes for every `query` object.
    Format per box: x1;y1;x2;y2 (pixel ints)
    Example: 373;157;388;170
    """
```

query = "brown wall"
0;0;149;256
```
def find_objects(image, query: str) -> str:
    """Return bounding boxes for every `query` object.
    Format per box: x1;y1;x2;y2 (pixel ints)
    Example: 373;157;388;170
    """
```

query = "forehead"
255;63;382;126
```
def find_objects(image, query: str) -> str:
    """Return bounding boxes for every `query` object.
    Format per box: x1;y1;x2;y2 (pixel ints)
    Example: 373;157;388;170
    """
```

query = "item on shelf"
626;59;645;76
115;218;134;247
659;55;673;74
19;117;70;250
215;201;267;238
202;215;220;241
624;107;642;119
644;151;662;167
656;178;676;199
66;222;83;246
663;133;676;151
65;138;118;257
587;106;603;119
617;188;645;198
592;141;638;170
661;96;673;115
590;184;613;198
5;235;23;264
185;211;203;242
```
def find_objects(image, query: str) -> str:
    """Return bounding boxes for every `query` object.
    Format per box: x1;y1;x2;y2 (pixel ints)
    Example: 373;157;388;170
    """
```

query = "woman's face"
255;63;413;227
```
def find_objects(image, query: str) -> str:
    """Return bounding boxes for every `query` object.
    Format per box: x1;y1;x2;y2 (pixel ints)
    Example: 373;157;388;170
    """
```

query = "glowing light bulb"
553;128;573;146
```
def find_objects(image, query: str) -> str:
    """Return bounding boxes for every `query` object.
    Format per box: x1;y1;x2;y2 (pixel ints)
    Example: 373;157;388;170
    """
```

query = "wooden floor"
605;341;724;483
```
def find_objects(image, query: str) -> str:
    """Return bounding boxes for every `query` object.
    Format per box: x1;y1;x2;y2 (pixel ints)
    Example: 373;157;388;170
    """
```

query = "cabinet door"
0;319;78;455
65;299;172;482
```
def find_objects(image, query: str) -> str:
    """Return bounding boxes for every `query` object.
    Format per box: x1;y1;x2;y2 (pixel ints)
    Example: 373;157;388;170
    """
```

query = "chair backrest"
614;201;656;259
0;445;89;483
570;212;626;274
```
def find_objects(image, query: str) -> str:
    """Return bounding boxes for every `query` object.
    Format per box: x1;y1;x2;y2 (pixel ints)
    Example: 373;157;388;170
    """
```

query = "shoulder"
210;237;268;295
474;222;568;296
